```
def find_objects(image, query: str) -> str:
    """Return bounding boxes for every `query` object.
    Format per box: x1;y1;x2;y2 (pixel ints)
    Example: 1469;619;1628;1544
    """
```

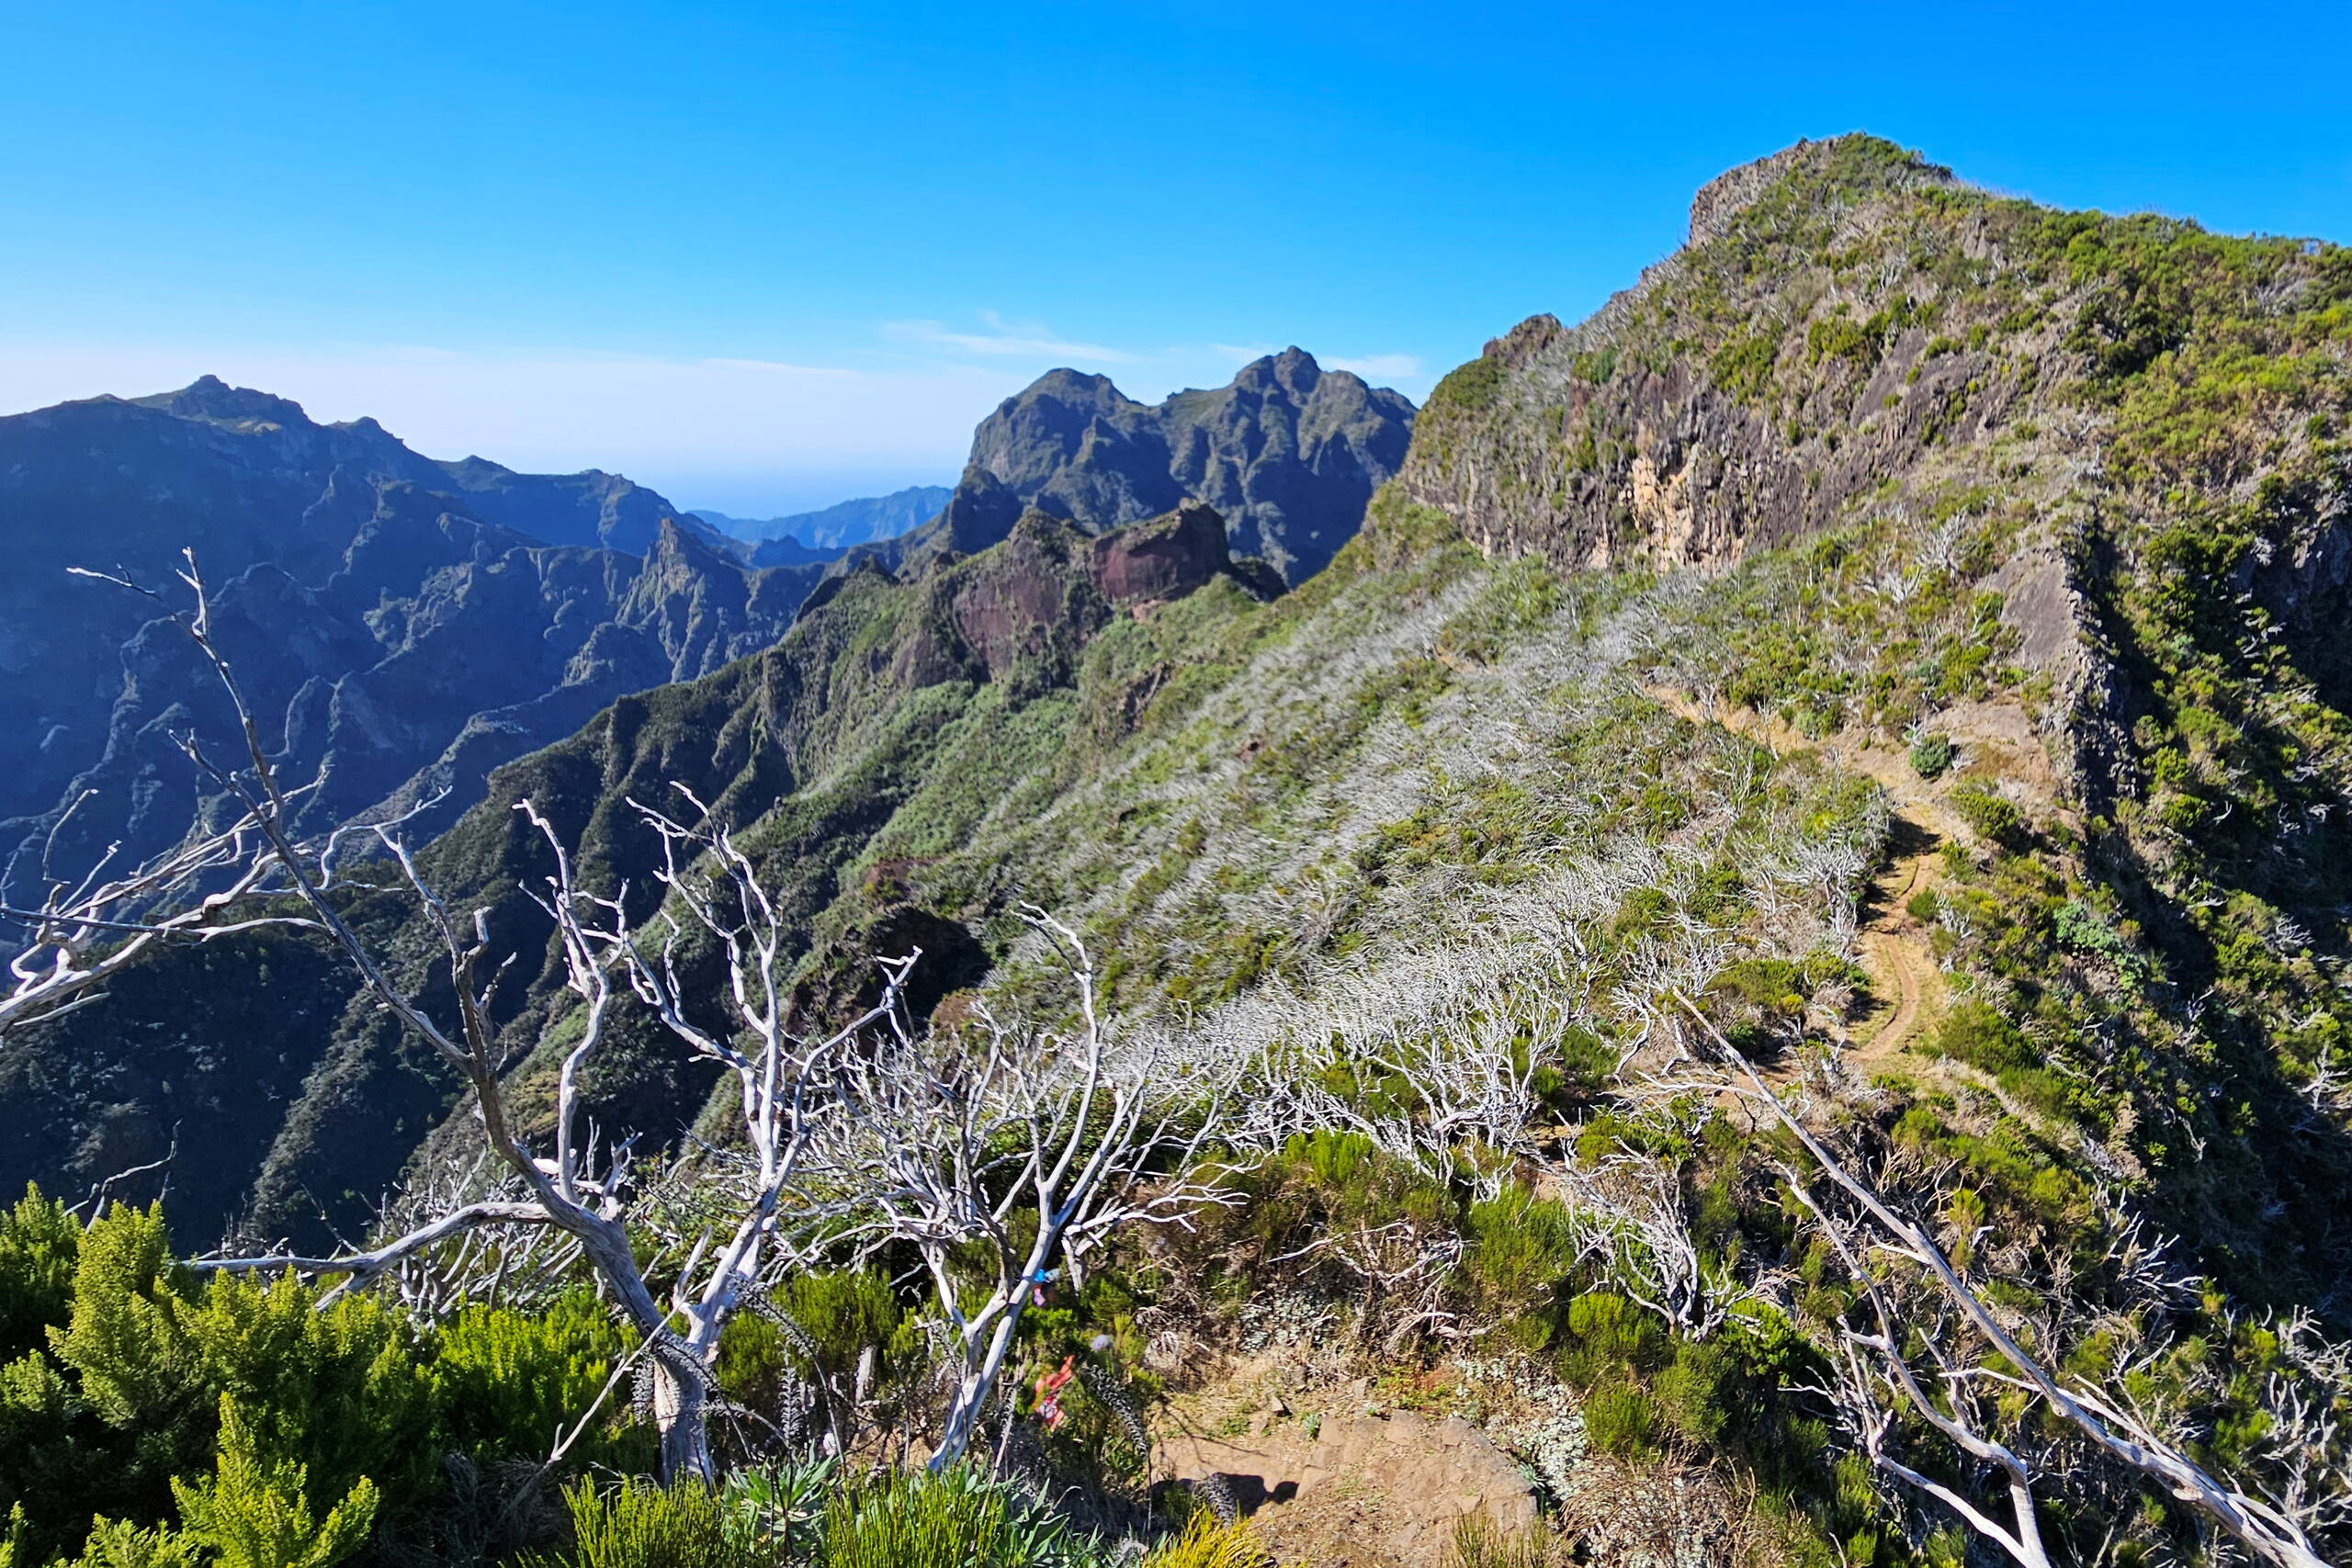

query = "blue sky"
5;1;2348;515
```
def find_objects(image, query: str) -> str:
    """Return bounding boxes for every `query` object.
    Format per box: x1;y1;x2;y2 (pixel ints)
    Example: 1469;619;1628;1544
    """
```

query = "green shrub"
780;1269;902;1382
1571;347;1619;386
1806;312;1874;368
1443;1515;1559;1568
1429;357;1504;413
1712;329;1781;403
433;1295;641;1471
1464;1190;1579;1308
1655;1339;1736;1446
68;1517;199;1568
1930;1001;2037;1074
820;1467;1087;1568
0;1187;77;1363
49;1203;437;1513
1141;1511;1262;1568
0;1190;657;1564
1712;957;1810;1019
1553;1292;1667;1387
1950;784;2025;848
1580;1384;1659;1457
526;1475;748;1568
1906;732;1954;779
1233;1131;1453;1258
169;1400;379;1568
1553;1025;1619;1095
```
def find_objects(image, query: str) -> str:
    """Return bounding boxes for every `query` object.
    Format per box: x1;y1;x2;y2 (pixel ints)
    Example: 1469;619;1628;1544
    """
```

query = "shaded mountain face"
430;455;739;554
0;378;823;902
896;349;1415;584
0;498;1268;1247
694;485;955;552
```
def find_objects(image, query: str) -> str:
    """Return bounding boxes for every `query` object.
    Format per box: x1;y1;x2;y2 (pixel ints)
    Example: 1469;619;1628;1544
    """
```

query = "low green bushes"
0;1191;647;1567
818;1468;1090;1568
529;1476;743;1568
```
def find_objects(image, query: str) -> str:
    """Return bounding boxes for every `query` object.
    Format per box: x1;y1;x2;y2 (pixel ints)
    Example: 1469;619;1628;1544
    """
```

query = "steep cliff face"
1394;134;2351;800
902;349;1414;584
0;380;821;897
1088;499;1230;603
1398;140;1996;577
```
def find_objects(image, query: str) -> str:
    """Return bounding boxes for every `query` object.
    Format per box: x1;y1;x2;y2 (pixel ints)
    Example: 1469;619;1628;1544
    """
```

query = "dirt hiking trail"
1640;686;2067;1070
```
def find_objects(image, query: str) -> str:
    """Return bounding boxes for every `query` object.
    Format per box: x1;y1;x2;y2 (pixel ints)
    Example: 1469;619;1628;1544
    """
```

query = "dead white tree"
358;1154;589;1321
98;553;910;1483
1671;991;2335;1568
1550;1137;1732;1338
609;790;922;1465
0;781;312;1035
816;909;1240;1470
1793;1175;2061;1568
197;789;915;1483
1230;946;1574;1199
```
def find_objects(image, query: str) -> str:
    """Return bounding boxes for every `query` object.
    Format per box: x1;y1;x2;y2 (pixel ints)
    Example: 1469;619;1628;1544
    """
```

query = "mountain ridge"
0;378;824;901
692;484;955;553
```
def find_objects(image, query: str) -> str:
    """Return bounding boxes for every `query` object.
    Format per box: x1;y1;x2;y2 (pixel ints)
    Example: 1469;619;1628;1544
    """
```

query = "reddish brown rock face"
944;513;1089;673
924;503;1242;683
1090;500;1228;606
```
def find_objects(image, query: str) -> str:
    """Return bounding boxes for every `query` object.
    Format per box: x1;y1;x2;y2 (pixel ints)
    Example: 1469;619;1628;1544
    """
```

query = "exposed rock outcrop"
884;350;1414;585
1089;499;1229;604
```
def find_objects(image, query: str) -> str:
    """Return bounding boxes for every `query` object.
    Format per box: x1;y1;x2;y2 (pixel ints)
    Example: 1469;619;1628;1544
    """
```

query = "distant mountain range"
0;351;1415;1247
691;486;955;557
0;378;828;907
690;342;1419;589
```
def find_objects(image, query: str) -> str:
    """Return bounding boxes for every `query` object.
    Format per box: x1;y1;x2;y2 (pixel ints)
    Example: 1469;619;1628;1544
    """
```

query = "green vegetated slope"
8;133;2348;1566
1396;132;2352;1306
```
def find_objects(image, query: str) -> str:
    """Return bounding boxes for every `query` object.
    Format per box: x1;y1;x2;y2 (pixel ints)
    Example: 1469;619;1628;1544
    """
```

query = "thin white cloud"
705;356;863;377
1207;341;1281;365
882;310;1137;364
1328;353;1423;381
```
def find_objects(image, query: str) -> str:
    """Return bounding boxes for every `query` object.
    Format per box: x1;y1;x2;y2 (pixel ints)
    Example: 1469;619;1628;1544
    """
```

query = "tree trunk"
653;1353;715;1484
929;1310;1024;1472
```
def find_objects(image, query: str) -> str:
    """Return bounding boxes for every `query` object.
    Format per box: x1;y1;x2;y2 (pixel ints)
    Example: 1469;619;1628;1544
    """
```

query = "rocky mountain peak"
645;513;721;568
1231;345;1326;398
1688;134;1959;245
912;351;1414;586
1011;367;1134;411
157;374;314;429
1400;135;2026;581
